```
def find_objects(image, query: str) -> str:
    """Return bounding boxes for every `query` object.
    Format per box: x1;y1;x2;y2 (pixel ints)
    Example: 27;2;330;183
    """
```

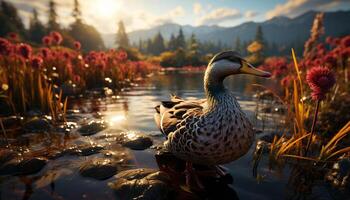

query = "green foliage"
69;21;105;51
48;0;60;31
0;1;26;38
29;9;46;44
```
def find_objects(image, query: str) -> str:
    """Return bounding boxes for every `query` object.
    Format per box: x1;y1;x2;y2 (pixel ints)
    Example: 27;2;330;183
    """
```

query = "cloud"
169;6;185;18
193;3;202;15
266;0;350;19
244;10;258;18
196;8;242;25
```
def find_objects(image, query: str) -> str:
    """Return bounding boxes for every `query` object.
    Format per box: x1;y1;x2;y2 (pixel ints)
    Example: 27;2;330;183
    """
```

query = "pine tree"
168;34;177;51
48;0;60;31
234;36;242;53
146;39;152;54
255;25;264;44
72;0;82;23
152;32;165;55
176;28;186;49
115;20;129;48
0;1;26;37
29;9;46;43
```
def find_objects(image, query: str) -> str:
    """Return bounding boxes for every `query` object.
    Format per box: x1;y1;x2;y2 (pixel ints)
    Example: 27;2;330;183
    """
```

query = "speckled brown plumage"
154;51;257;165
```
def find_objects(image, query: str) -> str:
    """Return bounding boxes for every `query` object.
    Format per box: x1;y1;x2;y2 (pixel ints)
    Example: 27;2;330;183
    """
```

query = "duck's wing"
154;95;205;137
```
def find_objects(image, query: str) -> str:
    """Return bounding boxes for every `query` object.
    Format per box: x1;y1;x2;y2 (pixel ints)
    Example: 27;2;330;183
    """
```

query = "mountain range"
102;10;350;48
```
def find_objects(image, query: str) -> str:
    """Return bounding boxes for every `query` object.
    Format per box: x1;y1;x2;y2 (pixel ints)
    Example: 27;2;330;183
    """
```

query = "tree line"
0;0;105;51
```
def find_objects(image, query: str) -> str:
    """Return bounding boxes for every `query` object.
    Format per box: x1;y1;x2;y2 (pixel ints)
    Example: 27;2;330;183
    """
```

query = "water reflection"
1;71;339;200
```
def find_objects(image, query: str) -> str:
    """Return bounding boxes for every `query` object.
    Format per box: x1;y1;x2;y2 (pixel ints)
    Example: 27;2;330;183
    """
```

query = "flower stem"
305;100;320;156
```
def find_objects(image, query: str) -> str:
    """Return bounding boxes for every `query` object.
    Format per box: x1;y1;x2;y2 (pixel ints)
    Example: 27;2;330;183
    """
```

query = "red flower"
31;56;43;69
40;48;51;59
341;47;350;58
74;41;81;50
42;36;52;46
17;43;32;59
0;38;12;55
8;32;19;41
281;76;293;88
341;35;350;48
50;31;63;45
326;36;333;45
117;50;128;61
73;75;81;83
306;66;335;100
324;54;337;67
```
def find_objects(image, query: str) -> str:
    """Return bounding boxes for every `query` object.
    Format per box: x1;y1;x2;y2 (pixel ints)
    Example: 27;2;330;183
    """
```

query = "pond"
0;72;343;200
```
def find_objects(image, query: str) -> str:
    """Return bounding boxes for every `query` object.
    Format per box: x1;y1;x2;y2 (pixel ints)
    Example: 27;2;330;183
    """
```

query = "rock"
0;157;47;176
0;150;18;164
326;158;350;189
76;144;104;156
108;168;176;200
23;117;52;133
1;116;22;129
16;157;47;175
0;158;21;175
119;132;153;150
78;120;107;136
79;159;118;180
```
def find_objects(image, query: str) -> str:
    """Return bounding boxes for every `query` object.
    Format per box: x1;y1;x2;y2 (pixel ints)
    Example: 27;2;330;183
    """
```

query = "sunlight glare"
96;0;121;18
108;114;126;125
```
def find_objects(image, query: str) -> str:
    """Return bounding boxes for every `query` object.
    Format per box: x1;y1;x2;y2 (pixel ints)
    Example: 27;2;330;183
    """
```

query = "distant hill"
102;10;350;49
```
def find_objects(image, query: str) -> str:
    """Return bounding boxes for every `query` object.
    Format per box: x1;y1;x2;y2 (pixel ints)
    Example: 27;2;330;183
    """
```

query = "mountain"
102;10;350;49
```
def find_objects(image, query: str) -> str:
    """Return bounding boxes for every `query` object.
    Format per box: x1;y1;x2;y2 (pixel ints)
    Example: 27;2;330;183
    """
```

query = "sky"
9;0;350;34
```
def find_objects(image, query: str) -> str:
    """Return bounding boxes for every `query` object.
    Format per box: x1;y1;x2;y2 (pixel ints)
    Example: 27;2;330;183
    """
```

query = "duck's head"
207;51;271;78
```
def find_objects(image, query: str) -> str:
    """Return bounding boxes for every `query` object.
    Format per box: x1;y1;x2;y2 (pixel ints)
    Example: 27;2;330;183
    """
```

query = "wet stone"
79;159;118;180
326;158;350;189
120;132;153;150
23;117;52;133
108;168;176;200
76;144;104;156
0;157;47;176
1;116;22;128
16;157;48;175
78;120;107;136
0;150;19;164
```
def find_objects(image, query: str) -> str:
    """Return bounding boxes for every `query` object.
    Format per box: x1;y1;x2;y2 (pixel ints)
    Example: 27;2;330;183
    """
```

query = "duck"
154;51;271;187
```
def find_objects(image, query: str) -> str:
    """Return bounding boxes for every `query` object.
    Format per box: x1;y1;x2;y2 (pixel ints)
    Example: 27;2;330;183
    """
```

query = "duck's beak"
240;60;271;78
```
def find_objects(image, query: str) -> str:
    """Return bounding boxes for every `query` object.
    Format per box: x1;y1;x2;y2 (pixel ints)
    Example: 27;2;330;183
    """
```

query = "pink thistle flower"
0;38;12;55
42;36;52;46
17;43;32;59
31;56;43;69
50;31;63;45
306;66;335;100
74;41;81;50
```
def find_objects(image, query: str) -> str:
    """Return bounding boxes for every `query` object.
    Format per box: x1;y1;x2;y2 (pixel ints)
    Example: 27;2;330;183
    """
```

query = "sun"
96;0;122;18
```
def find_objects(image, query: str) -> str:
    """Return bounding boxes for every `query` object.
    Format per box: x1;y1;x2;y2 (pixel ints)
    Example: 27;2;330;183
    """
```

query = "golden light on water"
95;0;122;18
107;113;126;125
